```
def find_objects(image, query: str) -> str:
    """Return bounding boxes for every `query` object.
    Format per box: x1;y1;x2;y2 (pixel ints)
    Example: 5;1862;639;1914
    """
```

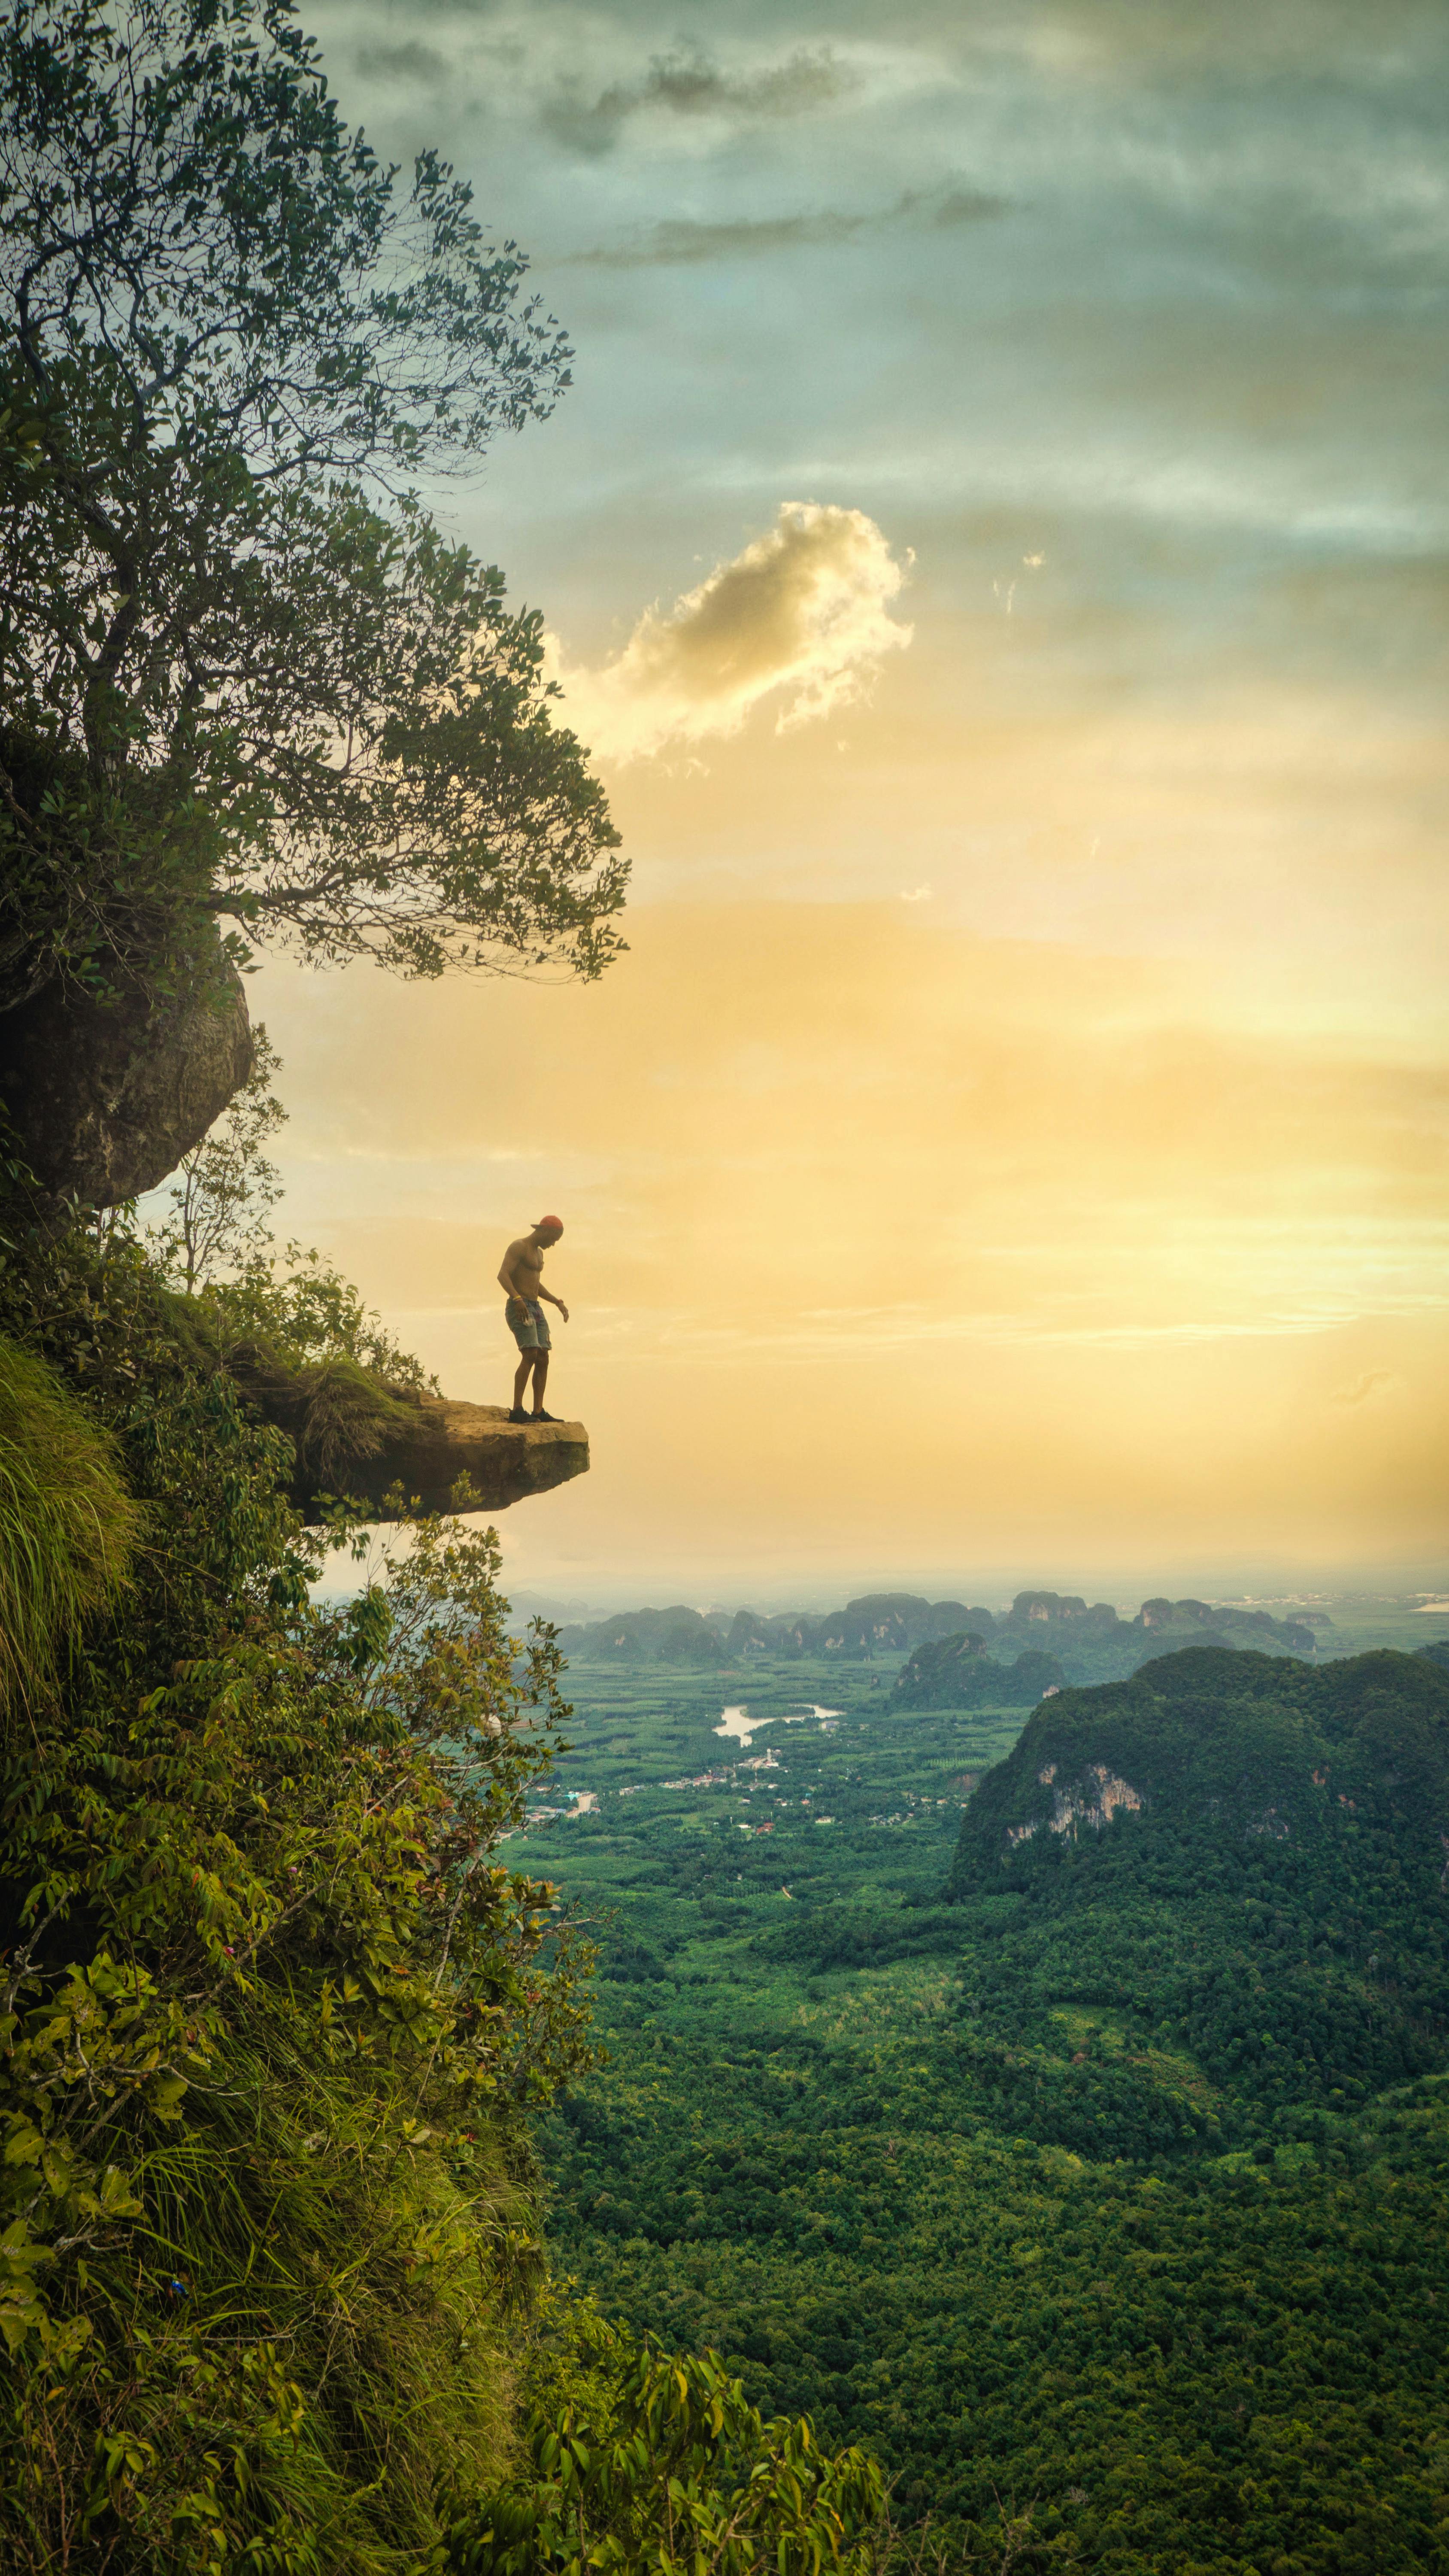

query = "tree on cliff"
0;0;627;1010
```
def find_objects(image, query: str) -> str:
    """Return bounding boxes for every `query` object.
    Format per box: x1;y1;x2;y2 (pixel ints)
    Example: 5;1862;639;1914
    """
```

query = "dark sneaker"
530;1409;559;1423
508;1407;529;1424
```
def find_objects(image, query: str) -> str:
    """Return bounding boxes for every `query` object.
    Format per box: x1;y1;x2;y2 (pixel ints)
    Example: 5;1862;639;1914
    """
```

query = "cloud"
562;183;1009;269
354;40;450;84
548;504;912;764
1019;0;1449;77
542;43;855;155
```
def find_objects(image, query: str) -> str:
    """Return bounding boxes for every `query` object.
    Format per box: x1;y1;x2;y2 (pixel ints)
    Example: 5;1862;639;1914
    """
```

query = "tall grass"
6;2007;529;2573
0;1333;142;1712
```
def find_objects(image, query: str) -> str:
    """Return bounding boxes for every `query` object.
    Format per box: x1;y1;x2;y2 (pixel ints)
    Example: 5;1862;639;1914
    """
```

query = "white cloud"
547;502;912;763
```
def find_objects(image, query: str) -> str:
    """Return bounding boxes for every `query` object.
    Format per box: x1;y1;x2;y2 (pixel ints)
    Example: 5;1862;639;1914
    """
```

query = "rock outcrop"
0;951;253;1209
289;1395;588;1522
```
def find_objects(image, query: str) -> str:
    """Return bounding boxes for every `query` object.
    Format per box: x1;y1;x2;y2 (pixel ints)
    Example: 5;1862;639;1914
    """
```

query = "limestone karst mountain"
888;1632;1065;1708
987;1590;1318;1682
556;1589;1317;1681
558;1593;997;1663
946;1643;1449;2123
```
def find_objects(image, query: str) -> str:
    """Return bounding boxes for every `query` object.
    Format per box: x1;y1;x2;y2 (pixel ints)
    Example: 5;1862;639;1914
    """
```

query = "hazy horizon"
406;1545;1449;1626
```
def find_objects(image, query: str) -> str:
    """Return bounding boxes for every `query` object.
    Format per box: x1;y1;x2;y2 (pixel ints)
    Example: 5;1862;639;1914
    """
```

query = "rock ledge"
296;1397;588;1522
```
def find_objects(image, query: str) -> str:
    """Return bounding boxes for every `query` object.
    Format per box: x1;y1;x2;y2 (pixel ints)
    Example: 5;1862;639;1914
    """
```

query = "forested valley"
531;1641;1449;2573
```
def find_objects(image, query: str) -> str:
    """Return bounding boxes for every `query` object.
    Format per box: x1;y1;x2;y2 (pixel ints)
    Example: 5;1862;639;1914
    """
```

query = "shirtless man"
498;1215;570;1422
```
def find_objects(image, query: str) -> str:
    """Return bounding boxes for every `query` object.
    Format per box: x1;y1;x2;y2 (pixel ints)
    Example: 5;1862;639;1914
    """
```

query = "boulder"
0;952;252;1209
292;1395;588;1522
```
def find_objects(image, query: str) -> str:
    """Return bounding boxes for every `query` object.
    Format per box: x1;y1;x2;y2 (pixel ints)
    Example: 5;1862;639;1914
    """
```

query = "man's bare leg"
530;1349;550;1417
512;1350;532;1413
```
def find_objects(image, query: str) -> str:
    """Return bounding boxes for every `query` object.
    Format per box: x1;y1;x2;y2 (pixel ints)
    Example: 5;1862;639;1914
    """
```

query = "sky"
244;0;1448;1606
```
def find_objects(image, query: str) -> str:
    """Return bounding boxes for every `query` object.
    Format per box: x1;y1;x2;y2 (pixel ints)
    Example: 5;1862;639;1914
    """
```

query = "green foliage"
173;1231;446;1490
435;2302;885;2576
0;1224;882;2572
0;1329;141;1711
558;2091;1449;2573
187;1238;440;1394
0;1225;596;2571
0;0;625;1009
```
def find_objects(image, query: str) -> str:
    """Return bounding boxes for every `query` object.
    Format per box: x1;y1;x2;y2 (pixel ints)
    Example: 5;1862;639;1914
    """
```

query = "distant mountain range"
554;1586;1322;1688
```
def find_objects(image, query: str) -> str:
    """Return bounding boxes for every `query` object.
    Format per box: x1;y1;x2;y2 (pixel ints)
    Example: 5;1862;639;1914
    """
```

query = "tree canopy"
0;0;626;1007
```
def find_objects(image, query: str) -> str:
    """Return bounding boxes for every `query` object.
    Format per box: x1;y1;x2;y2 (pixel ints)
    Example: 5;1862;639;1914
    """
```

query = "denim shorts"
506;1297;551;1352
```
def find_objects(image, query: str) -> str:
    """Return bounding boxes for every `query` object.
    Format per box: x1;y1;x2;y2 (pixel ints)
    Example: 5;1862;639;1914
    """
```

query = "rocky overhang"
294;1397;589;1522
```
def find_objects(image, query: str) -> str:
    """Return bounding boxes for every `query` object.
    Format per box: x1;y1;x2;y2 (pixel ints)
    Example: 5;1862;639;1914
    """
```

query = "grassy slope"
529;1650;1449;2573
0;1331;142;1711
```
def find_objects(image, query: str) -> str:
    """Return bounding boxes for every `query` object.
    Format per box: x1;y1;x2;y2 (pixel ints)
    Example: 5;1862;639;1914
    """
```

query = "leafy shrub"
436;2303;885;2576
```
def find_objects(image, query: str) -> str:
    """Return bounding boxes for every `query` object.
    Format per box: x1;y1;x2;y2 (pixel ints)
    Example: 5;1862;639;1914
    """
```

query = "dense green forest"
889;1632;1065;1708
531;1646;1449;2572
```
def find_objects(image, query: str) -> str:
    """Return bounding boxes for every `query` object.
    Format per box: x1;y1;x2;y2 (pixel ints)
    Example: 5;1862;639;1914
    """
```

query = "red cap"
534;1214;563;1232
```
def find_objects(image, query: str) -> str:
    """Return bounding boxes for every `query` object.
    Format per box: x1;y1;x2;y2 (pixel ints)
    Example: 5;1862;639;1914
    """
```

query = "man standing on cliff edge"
498;1216;569;1423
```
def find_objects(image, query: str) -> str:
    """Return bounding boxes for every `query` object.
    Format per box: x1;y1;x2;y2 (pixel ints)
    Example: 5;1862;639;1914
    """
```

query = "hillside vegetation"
946;1645;1449;2142
0;1227;586;2568
889;1633;1065;1709
0;1224;886;2574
